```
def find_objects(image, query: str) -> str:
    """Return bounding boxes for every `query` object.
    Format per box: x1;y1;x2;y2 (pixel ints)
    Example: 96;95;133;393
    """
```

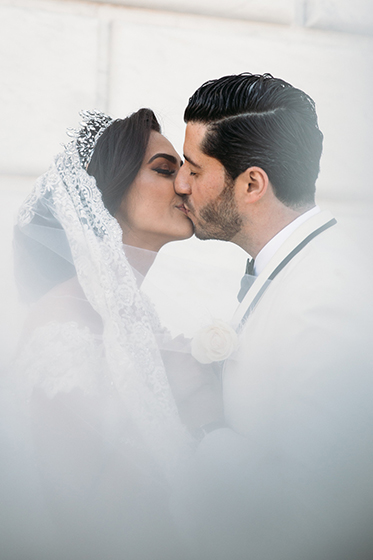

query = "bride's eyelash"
154;168;175;176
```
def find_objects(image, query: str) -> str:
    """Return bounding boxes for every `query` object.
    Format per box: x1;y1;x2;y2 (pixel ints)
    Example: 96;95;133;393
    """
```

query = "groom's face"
175;122;242;241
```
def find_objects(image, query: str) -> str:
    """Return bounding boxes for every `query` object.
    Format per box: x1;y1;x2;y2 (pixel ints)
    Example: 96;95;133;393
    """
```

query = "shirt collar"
254;206;321;276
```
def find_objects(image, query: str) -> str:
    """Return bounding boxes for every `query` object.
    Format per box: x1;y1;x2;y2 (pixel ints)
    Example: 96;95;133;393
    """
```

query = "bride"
12;109;221;560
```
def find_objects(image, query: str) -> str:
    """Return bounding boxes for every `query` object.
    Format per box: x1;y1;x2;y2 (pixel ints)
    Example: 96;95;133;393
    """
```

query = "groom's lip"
181;201;192;214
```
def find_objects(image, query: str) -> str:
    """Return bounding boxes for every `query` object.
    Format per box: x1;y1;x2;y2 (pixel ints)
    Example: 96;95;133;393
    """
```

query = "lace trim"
15;321;105;399
17;140;193;477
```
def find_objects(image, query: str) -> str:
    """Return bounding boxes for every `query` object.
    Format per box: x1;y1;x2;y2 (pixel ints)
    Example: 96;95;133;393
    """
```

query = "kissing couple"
13;73;373;560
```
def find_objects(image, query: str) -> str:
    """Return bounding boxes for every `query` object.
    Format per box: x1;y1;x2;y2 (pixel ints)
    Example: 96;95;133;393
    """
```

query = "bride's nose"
174;165;191;195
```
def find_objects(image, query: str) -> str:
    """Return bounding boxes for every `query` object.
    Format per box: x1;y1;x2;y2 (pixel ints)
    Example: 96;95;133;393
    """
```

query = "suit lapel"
231;210;336;330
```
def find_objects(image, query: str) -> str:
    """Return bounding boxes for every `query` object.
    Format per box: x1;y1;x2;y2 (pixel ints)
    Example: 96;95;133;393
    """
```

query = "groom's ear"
235;166;269;205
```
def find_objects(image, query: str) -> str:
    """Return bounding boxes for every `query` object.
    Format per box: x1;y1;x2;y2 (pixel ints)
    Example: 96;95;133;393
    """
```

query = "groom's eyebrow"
183;154;202;169
147;153;178;165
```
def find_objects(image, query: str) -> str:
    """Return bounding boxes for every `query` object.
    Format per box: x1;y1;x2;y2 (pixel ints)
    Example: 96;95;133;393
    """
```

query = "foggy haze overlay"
0;1;372;559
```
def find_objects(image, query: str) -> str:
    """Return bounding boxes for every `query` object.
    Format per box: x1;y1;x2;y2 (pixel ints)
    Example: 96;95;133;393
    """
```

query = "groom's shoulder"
274;220;372;317
263;217;369;302
304;216;369;275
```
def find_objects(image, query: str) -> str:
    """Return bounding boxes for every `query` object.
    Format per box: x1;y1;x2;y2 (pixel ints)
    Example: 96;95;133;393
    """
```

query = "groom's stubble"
189;174;243;241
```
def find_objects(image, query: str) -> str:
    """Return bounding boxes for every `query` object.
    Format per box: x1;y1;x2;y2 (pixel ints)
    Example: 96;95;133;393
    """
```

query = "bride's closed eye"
153;167;175;176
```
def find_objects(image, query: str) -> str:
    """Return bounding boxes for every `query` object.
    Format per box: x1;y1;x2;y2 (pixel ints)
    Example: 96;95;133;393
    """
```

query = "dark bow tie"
237;258;256;302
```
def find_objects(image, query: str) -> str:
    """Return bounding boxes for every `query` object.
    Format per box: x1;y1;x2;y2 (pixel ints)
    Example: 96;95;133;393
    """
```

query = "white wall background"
1;0;372;362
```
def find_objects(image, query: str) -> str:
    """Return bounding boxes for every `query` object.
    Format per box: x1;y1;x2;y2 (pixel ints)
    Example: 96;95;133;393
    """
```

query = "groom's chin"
192;222;215;241
193;212;243;242
193;228;209;241
193;226;228;242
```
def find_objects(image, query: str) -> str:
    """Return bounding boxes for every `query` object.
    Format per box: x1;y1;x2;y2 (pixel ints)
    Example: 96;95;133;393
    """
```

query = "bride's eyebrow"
147;153;178;165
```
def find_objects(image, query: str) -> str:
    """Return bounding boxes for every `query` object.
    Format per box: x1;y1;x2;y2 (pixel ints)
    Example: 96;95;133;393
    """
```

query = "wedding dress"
8;112;194;560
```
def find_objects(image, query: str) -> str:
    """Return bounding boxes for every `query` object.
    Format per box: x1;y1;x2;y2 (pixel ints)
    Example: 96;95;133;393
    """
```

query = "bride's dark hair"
87;108;161;215
14;108;161;302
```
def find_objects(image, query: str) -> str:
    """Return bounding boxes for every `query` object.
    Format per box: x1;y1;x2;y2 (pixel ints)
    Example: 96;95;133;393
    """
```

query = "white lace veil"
15;111;193;478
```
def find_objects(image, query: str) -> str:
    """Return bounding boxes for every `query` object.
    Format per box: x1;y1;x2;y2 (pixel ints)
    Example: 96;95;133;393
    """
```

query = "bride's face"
116;131;193;251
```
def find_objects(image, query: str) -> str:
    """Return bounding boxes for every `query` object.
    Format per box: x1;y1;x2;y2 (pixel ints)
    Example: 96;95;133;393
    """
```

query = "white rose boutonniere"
191;320;239;364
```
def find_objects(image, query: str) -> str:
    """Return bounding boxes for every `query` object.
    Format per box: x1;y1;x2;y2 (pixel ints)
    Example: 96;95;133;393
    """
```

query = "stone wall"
1;0;372;201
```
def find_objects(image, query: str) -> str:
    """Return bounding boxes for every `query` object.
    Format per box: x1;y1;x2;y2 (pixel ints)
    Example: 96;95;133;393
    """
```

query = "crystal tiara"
67;109;114;168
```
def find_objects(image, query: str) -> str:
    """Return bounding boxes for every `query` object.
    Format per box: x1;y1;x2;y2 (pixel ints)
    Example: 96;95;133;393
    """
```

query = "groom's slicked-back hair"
184;73;323;207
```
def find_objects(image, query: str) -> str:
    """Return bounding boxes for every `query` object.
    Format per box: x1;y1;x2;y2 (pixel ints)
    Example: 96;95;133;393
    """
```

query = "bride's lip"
175;203;189;216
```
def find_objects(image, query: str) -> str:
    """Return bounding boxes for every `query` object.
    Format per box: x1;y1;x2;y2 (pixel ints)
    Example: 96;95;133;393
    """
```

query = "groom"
174;74;373;560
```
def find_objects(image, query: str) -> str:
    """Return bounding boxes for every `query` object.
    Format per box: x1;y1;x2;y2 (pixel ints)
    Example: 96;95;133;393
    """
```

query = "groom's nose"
174;165;191;195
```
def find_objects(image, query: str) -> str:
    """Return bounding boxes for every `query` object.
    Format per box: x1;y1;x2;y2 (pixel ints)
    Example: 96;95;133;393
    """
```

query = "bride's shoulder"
15;322;105;400
15;277;105;397
20;276;103;345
